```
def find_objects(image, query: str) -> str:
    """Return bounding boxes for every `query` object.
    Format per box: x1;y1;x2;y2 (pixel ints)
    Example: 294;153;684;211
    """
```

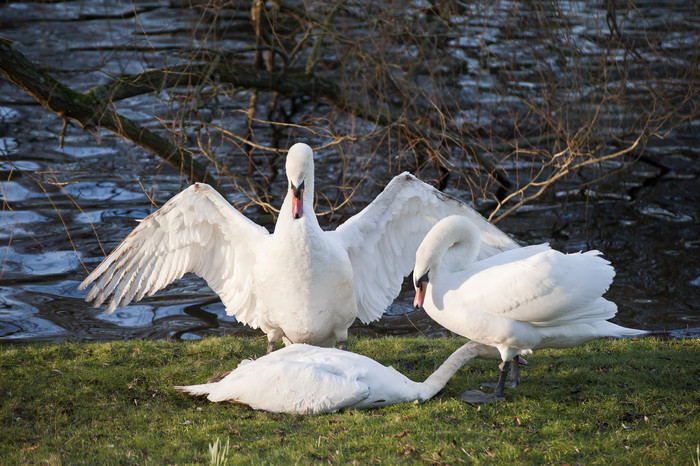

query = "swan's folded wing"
78;183;269;327
458;248;617;324
203;359;370;414
335;172;519;323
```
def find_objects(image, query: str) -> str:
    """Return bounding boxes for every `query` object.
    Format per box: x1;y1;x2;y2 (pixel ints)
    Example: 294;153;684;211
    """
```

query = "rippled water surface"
1;1;698;343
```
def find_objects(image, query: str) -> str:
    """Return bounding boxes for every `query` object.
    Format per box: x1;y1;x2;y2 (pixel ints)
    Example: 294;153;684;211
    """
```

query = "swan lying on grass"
412;215;647;403
79;143;518;353
173;341;500;414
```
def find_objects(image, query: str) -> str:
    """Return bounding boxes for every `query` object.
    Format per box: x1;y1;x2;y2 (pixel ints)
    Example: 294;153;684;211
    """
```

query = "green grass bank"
1;336;698;464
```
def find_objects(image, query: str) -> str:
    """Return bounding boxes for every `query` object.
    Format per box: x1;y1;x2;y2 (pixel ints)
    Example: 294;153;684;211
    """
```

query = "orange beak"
413;281;426;309
292;192;303;219
291;181;304;219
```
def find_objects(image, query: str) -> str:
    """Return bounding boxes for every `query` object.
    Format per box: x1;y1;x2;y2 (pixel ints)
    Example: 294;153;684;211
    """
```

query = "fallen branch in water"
0;37;221;191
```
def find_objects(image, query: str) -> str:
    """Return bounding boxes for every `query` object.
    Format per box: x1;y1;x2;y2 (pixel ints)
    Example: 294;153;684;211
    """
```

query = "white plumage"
79;143;519;352
173;341;500;414
412;215;647;401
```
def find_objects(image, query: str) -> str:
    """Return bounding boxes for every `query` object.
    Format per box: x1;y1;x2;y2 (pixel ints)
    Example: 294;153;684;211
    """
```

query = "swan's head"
413;215;482;309
285;143;314;219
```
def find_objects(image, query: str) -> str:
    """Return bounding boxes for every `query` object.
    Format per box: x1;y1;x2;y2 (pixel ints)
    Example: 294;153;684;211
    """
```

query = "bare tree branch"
86;63;516;189
0;38;220;191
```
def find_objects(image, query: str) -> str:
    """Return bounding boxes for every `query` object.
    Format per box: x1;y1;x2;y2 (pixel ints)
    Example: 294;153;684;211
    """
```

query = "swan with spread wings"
79;143;518;352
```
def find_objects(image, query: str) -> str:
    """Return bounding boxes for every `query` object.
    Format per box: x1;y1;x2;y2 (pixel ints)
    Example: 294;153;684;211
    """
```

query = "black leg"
338;340;348;351
493;360;511;398
510;355;521;386
266;341;276;354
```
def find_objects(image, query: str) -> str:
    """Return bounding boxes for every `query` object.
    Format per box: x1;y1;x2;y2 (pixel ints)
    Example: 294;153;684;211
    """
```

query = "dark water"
0;1;698;343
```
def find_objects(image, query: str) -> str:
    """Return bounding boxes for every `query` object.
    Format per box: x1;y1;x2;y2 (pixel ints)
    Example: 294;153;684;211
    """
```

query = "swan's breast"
252;223;357;341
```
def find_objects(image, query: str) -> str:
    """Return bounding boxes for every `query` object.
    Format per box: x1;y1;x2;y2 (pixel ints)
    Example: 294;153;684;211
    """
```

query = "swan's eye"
415;270;430;287
291;180;305;197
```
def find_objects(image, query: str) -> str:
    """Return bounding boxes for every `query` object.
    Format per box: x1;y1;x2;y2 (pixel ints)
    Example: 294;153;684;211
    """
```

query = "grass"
1;336;698;464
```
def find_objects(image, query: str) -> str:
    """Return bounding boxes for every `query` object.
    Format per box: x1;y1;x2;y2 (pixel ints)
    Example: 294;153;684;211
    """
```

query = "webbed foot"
459;389;504;404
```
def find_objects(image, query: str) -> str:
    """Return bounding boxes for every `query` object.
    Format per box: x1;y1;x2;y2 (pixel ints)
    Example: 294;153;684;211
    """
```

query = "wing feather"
336;172;519;323
79;183;269;325
120;255;152;306
453;247;616;324
135;260;159;302
204;359;370;414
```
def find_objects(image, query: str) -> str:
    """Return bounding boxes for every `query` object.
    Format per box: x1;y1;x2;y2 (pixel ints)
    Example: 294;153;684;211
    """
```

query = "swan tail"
593;321;649;338
172;383;213;396
533;320;647;350
536;297;618;327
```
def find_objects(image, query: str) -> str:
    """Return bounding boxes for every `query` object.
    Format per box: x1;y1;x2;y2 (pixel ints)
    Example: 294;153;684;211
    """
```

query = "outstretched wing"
78;183;269;327
334;172;519;323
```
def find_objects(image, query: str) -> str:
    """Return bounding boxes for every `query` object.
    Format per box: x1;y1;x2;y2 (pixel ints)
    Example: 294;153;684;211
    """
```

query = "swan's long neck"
418;341;491;401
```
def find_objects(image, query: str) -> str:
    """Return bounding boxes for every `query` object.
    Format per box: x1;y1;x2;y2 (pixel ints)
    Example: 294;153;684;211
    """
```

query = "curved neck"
425;217;482;278
418;342;484;400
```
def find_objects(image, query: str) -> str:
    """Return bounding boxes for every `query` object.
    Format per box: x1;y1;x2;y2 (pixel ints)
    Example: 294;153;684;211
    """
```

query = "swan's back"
449;245;616;325
174;344;423;414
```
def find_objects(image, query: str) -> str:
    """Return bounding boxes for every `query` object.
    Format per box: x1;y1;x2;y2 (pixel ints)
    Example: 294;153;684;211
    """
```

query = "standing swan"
412;215;647;402
79;143;519;353
173;341;500;414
